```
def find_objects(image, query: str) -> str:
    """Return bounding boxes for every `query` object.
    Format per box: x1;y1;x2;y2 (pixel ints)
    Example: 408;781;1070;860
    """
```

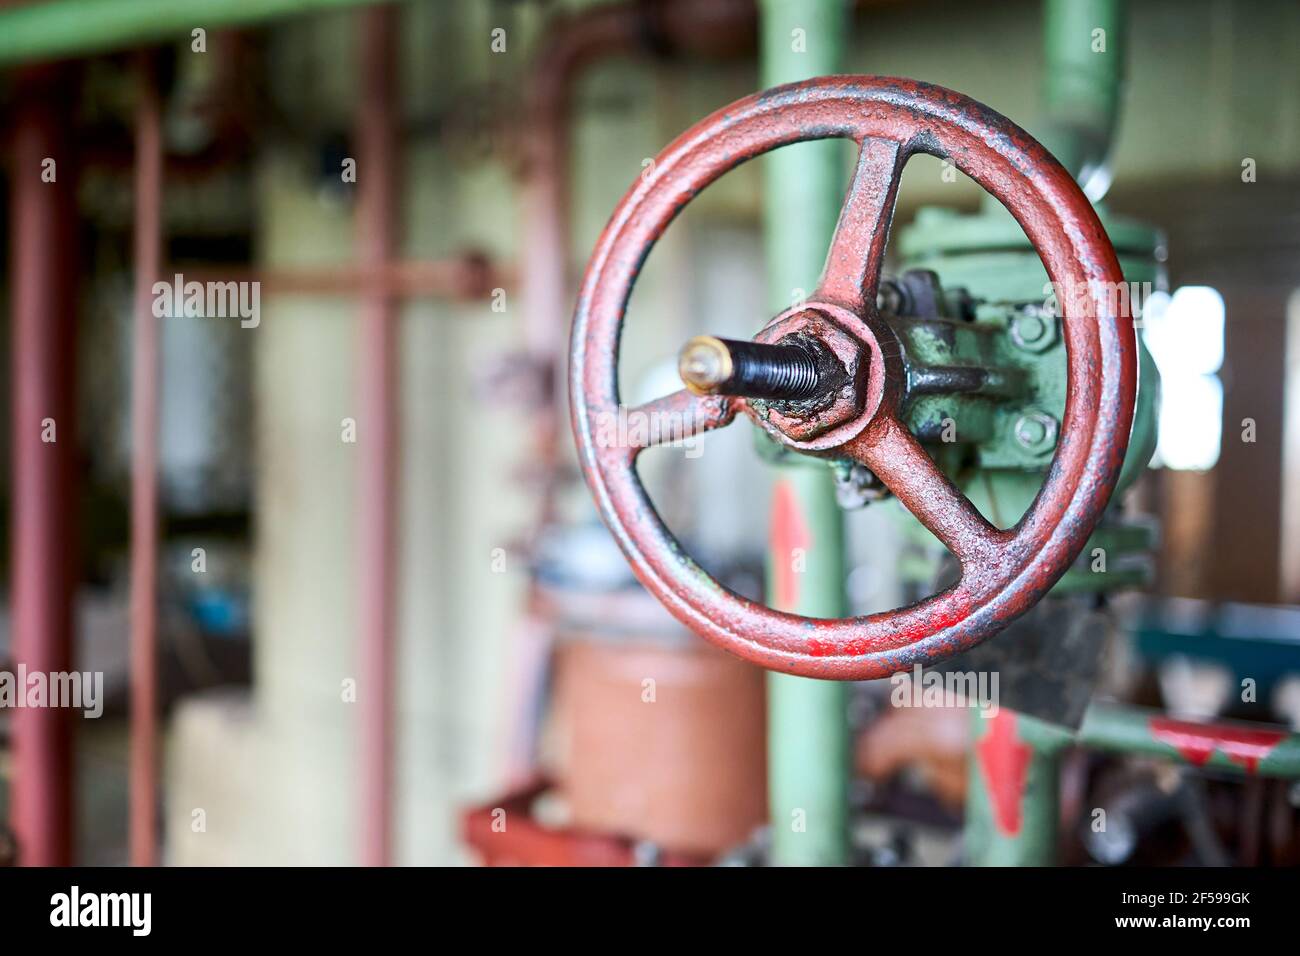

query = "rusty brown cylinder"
9;64;80;868
552;632;767;858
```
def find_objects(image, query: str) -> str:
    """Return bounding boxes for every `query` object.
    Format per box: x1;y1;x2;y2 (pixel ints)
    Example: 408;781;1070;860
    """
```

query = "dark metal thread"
716;338;826;401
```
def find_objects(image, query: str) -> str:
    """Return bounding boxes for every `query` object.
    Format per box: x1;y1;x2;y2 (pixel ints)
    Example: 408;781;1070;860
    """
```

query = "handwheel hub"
748;301;893;448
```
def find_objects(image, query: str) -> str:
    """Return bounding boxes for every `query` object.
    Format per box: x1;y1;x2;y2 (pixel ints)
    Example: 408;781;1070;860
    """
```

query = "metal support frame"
8;65;80;868
128;53;164;868
759;0;852;866
355;4;400;868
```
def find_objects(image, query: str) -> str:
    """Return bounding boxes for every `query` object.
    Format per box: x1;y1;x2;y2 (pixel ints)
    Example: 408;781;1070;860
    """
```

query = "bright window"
1143;286;1225;471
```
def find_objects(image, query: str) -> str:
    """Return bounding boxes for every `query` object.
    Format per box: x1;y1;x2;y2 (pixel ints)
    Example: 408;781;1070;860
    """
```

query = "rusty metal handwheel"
569;76;1137;680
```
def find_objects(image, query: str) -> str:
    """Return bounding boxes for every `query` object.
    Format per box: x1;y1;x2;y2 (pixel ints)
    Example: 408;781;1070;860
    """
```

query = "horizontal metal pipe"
1079;704;1300;778
0;0;393;65
180;256;513;301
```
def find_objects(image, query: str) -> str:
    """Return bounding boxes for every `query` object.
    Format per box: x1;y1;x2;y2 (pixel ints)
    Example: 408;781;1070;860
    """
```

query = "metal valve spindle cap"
678;335;827;401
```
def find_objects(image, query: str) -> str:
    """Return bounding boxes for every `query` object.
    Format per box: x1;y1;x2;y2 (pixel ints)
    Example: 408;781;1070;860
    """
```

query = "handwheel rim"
569;75;1136;681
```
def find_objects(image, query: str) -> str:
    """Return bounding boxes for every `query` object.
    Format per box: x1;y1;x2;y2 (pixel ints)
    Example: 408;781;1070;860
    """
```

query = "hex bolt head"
876;278;906;316
1009;310;1056;353
751;309;868;442
1014;410;1059;454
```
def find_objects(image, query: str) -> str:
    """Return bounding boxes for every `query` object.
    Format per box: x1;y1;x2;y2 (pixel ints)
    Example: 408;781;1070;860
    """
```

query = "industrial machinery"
559;64;1300;867
4;0;1300;905
570;74;1137;678
450;0;1300;875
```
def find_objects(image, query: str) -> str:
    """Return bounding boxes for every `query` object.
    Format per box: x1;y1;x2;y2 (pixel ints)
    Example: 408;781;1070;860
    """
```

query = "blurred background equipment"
0;0;1297;868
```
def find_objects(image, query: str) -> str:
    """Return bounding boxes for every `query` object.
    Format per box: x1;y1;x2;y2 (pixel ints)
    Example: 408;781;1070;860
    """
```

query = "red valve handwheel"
568;76;1137;680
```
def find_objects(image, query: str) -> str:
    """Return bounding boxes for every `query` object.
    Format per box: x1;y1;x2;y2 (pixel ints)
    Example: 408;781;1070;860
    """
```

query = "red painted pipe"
521;0;755;472
181;255;511;300
129;54;163;867
356;5;399;867
8;65;79;868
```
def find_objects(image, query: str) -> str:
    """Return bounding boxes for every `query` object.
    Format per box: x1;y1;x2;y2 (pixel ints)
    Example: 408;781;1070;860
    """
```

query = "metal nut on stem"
1014;410;1059;453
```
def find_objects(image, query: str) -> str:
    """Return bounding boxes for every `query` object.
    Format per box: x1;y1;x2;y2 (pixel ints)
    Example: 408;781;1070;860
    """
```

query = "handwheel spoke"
602;389;738;462
844;414;1004;565
814;136;907;314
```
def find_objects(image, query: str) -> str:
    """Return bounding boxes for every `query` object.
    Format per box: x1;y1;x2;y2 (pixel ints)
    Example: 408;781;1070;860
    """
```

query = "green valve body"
892;202;1163;595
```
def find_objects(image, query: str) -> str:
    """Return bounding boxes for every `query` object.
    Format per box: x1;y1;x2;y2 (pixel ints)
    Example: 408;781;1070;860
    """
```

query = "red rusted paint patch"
976;710;1031;836
770;478;810;610
1149;717;1286;774
809;635;865;657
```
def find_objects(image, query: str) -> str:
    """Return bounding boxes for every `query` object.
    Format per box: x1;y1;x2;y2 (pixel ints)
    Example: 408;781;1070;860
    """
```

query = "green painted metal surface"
759;0;852;867
1039;0;1124;185
965;710;1067;866
1080;704;1300;778
895;201;1162;594
898;203;1161;302
886;240;1160;591
966;702;1300;865
0;0;393;66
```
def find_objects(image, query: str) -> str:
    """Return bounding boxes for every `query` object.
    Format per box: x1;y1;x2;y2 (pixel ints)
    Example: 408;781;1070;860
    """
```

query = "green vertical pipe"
759;0;852;867
965;710;1070;866
976;0;1123;217
1040;0;1125;184
765;467;850;865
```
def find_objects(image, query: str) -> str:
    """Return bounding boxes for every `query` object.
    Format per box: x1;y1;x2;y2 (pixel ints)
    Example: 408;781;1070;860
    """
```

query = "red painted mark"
976;710;1031;837
1148;717;1286;774
808;636;869;657
770;479;810;611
